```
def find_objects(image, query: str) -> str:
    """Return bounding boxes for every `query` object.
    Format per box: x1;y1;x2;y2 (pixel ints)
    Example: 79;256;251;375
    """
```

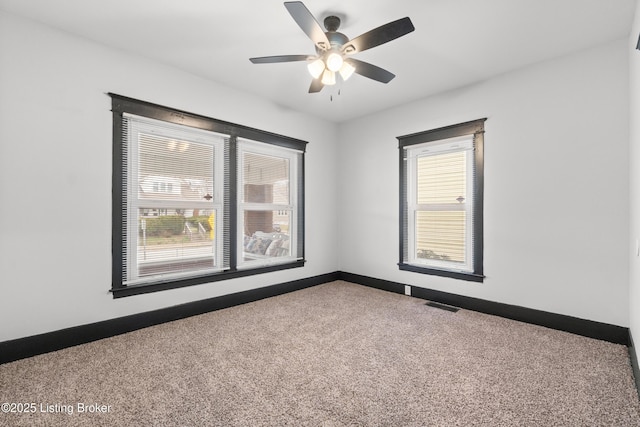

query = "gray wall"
0;11;340;342
337;39;630;327
0;6;634;345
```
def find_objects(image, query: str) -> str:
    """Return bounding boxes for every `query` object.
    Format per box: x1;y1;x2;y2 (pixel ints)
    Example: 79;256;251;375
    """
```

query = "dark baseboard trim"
337;271;630;346
1;270;631;365
630;332;640;400
0;272;339;365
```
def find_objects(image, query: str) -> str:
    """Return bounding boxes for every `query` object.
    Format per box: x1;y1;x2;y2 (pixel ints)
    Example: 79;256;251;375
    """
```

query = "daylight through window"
398;119;485;282
111;94;306;297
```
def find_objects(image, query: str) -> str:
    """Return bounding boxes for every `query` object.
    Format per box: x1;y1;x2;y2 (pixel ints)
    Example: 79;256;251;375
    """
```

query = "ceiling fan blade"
347;59;395;83
309;78;324;93
250;55;311;64
284;1;331;51
342;17;415;55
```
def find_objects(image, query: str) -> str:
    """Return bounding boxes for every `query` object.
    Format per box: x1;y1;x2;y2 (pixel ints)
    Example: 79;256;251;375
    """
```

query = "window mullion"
241;202;293;211
415;203;466;211
398;118;485;282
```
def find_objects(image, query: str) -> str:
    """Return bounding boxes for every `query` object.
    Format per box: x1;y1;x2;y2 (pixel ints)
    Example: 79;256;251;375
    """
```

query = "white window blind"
111;94;308;297
406;135;475;272
122;114;226;286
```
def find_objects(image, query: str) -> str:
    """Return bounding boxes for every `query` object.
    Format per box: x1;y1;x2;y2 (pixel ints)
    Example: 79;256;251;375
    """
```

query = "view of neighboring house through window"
398;119;485;282
124;115;225;285
111;94;306;297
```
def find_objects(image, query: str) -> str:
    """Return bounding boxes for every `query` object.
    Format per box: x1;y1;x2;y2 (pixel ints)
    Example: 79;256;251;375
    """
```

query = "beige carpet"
0;281;639;426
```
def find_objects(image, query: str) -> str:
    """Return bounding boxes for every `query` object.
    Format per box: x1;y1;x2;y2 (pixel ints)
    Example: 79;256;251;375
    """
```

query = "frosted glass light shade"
321;69;336;85
339;61;356;81
307;58;325;79
326;52;343;72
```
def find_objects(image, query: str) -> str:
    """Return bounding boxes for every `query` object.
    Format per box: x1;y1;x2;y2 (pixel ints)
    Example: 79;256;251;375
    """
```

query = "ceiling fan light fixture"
321;69;336;85
325;52;344;72
339;61;356;81
249;2;415;94
307;58;325;78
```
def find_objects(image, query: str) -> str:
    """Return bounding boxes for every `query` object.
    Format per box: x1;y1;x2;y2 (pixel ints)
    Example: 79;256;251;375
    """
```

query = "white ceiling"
0;0;635;123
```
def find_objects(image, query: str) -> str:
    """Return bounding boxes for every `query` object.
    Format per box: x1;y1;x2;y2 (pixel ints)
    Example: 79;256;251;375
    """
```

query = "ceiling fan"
249;1;415;93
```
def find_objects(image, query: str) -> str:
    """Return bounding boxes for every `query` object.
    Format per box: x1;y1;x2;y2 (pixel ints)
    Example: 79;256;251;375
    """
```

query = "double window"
111;94;306;297
398;119;485;282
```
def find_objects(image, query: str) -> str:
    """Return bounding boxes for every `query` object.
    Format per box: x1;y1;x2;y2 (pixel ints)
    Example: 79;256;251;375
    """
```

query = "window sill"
398;262;484;283
111;259;306;298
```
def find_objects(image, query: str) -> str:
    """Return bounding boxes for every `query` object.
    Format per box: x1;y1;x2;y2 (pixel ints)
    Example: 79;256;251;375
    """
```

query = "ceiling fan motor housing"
325;31;348;48
319;15;349;52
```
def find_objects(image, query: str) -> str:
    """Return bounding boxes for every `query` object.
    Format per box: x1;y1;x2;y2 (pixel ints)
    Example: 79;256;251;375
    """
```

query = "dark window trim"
109;93;307;298
397;119;486;148
112;261;306;298
397;263;484;282
109;93;307;151
397;118;486;282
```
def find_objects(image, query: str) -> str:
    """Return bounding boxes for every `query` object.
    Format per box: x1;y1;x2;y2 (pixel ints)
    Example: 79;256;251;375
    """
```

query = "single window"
238;139;302;268
110;94;307;297
398;119;485;282
122;114;226;286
